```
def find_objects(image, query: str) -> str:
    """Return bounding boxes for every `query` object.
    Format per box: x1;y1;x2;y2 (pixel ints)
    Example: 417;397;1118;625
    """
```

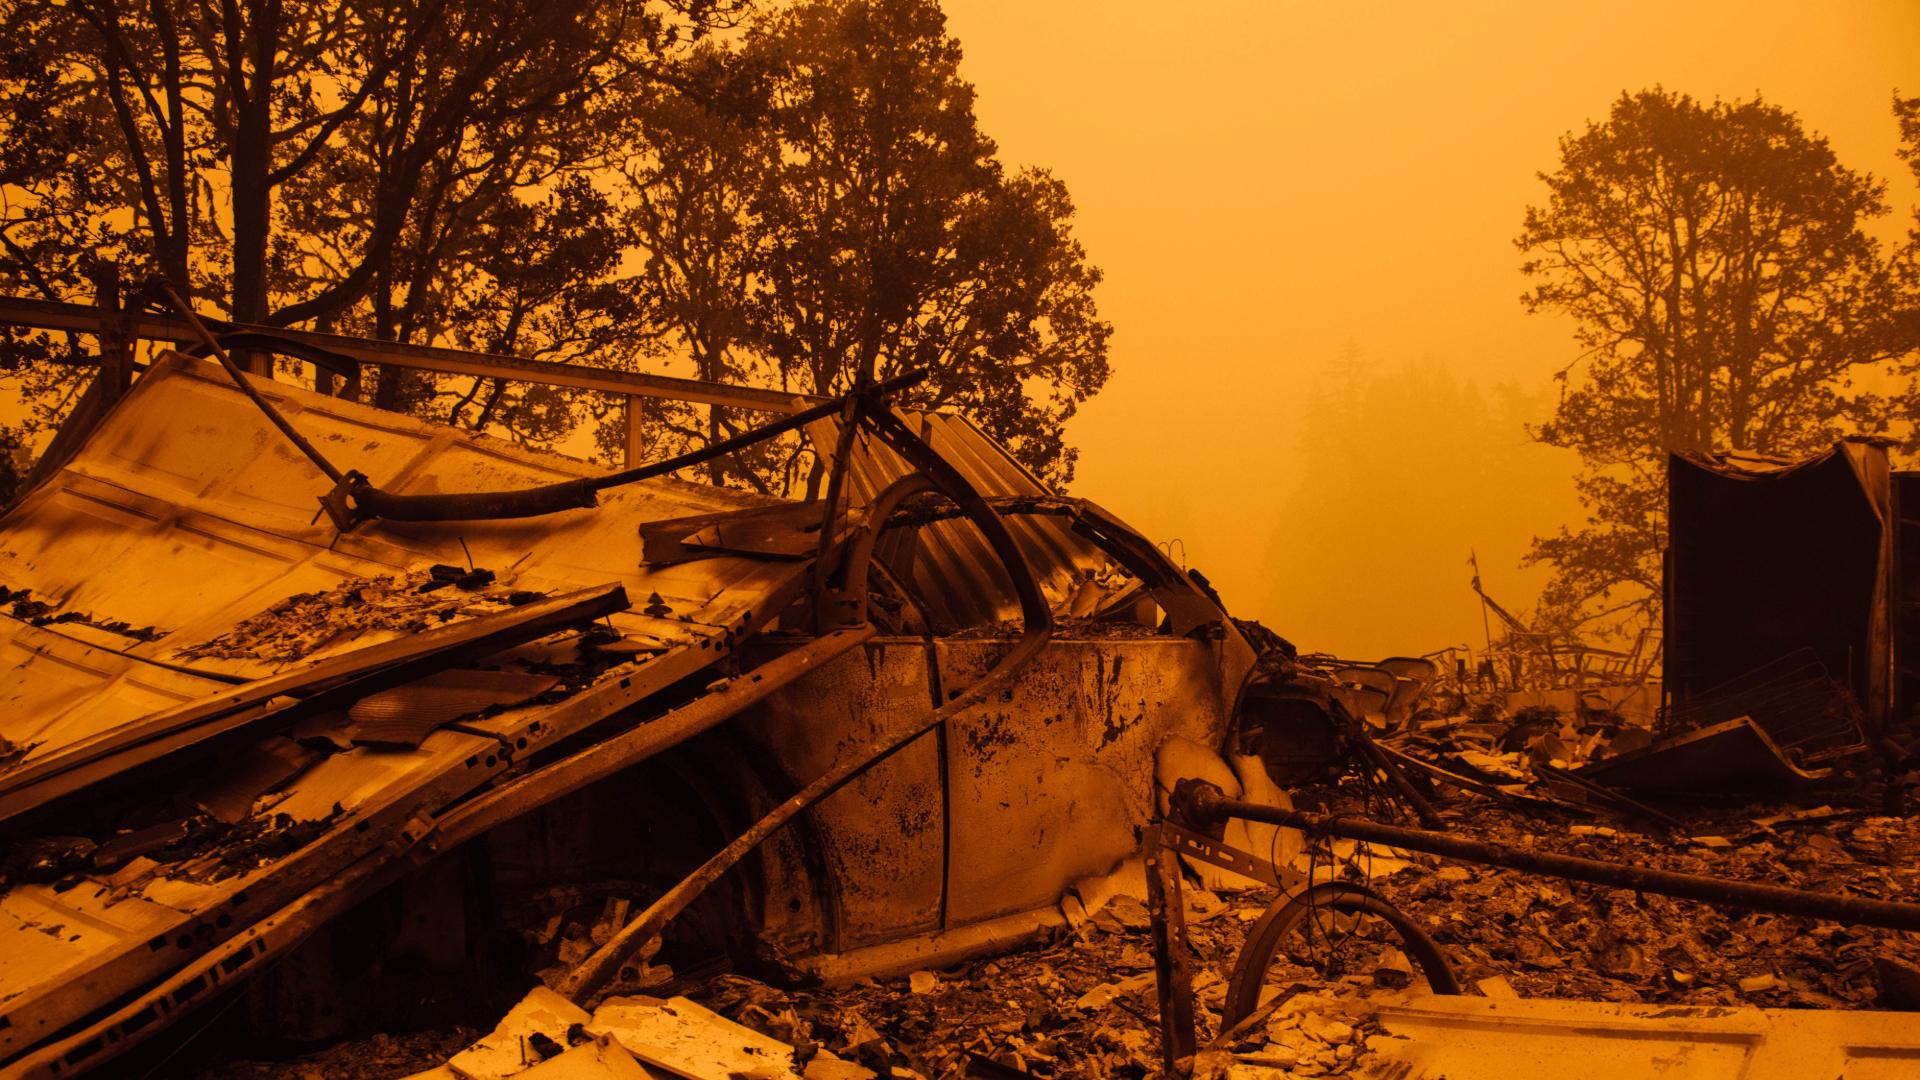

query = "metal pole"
624;395;644;469
1470;550;1495;691
0;293;819;413
1180;781;1920;931
1144;828;1197;1071
152;282;347;484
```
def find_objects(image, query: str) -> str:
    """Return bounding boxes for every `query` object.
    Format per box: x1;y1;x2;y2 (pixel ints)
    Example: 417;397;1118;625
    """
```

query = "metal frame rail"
1148;778;1920;1075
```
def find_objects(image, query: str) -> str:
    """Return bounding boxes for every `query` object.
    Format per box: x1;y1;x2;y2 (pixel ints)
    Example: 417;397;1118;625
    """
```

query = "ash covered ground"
195;768;1920;1080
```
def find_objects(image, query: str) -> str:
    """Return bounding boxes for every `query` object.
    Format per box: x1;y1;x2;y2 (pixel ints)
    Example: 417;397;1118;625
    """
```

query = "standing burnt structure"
0;290;1337;1078
1662;440;1920;780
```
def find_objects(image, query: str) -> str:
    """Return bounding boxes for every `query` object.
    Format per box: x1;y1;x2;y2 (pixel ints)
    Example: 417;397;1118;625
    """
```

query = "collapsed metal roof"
0;340;1257;1078
0;352;836;1069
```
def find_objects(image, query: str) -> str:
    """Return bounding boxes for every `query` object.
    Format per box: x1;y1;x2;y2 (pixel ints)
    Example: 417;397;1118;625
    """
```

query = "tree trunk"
225;0;278;374
371;273;410;411
154;0;191;292
694;333;727;486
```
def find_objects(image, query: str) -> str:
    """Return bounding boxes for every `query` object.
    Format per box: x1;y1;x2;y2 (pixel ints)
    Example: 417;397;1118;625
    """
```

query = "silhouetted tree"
0;0;729;434
1893;91;1920;422
0;0;1110;489
745;0;1110;492
1518;88;1911;626
433;175;646;450
1899;92;1920;233
607;0;1111;494
0;426;27;505
616;42;790;489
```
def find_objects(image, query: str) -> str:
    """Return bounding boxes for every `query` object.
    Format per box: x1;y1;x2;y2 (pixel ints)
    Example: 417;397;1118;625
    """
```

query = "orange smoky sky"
940;0;1920;659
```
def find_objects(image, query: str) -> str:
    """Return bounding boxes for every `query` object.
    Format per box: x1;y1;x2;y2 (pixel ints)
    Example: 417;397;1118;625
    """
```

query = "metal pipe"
807;394;864;625
343;370;928;524
838;473;938;610
1180;781;1920;931
153;282;348;484
594;370;922;496
197;330;361;380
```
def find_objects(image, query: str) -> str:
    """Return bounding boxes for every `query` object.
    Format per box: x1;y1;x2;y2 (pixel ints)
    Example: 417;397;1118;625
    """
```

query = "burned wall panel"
735;640;947;952
936;638;1229;927
1666;444;1890;737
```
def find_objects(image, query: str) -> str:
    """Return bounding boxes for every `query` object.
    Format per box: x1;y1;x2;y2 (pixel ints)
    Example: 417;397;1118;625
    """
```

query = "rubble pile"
180;566;542;663
1311;797;1920;1009
1379;691;1863;820
10;348;1920;1080
683;935;1171;1077
659;798;1920;1079
672;962;1391;1080
185;675;1920;1080
0;583;160;640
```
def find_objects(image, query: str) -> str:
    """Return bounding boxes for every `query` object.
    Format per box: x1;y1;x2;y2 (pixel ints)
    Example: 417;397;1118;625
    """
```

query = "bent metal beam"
0;294;820;414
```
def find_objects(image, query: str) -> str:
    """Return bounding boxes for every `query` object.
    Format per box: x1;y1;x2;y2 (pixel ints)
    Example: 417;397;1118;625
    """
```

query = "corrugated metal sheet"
810;409;1109;630
0;350;797;693
0;618;225;759
0;353;825;1057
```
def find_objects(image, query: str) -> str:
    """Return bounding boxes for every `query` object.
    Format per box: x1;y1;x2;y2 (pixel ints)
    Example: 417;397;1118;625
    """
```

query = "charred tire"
1223;881;1459;1026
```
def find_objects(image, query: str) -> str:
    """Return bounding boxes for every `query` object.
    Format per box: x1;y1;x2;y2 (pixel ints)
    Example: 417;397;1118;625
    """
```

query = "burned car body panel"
734;634;1232;958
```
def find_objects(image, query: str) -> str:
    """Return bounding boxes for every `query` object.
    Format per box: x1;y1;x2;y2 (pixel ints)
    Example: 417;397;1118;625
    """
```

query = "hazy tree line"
0;0;1110;499
1517;88;1920;637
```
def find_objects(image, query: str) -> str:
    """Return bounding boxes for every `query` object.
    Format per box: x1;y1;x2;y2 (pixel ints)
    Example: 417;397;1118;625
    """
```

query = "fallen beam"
0;628;873;1080
0;584;629;827
0;294;818;414
432;627;877;847
1177;780;1920;932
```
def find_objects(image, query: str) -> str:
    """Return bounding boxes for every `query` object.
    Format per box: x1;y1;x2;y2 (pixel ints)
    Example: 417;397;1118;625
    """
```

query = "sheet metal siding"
0;353;786;689
937;638;1227;926
736;641;946;950
0;355;815;1058
0;620;226;759
811;410;1106;629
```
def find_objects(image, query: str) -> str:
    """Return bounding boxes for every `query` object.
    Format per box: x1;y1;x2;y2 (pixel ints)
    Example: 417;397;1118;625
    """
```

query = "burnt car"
0;340;1324;1076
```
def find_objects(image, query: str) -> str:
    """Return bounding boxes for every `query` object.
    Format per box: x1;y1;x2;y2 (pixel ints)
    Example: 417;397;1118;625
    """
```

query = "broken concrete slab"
515;1037;666;1080
1358;994;1920;1080
447;986;591;1080
588;995;806;1079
